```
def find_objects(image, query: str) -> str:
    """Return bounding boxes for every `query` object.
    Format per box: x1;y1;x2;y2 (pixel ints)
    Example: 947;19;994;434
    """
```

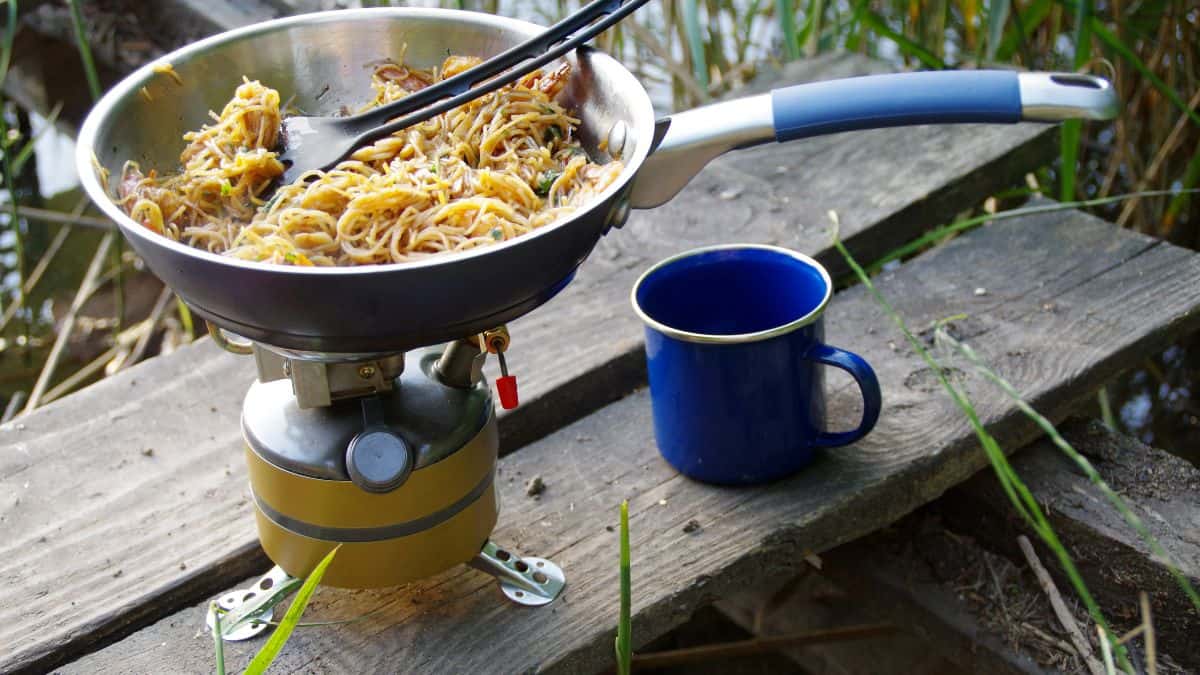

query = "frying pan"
75;8;1117;356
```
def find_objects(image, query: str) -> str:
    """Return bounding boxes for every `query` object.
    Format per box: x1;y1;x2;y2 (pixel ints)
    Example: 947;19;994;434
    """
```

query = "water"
1097;340;1200;466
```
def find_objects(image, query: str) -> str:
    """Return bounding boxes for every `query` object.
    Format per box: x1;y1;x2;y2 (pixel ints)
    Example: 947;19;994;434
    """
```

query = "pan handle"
629;70;1117;209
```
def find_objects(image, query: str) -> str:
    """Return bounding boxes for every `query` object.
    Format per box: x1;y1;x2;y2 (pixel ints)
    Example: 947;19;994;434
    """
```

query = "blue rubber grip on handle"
772;70;1021;143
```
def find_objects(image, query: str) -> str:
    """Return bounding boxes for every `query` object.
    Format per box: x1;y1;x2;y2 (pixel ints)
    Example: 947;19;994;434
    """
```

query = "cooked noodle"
118;56;623;266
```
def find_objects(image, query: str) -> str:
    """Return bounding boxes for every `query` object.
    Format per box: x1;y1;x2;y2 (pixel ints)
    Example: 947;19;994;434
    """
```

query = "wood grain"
64;207;1200;674
0;54;1057;674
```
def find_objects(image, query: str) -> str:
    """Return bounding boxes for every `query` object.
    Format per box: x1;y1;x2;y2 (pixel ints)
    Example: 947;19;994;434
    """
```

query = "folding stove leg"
204;539;564;641
206;565;299;642
468;540;566;607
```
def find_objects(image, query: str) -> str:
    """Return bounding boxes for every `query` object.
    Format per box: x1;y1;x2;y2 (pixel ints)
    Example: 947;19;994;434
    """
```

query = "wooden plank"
0;54;1057;674
63;208;1200;674
937;418;1200;669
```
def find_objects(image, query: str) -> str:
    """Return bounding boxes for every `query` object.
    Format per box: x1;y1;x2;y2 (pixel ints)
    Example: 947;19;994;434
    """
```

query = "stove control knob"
346;429;413;493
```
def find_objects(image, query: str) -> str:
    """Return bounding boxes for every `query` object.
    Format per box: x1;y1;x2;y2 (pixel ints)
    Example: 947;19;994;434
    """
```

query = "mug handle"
806;344;882;448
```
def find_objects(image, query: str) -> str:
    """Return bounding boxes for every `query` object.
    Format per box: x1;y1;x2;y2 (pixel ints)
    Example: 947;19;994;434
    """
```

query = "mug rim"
630;244;833;344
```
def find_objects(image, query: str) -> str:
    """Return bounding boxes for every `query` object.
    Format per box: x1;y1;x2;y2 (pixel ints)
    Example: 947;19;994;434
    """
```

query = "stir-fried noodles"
118;56;623;266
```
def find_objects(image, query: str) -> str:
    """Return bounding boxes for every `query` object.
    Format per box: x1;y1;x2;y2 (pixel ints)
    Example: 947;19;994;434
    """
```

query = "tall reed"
1;0;27;337
830;213;1138;671
579;0;1196;240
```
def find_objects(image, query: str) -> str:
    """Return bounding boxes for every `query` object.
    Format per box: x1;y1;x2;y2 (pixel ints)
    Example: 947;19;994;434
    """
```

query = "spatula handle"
348;0;652;145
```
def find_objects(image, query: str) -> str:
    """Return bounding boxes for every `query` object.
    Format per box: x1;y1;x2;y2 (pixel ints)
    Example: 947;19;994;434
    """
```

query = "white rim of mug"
630;243;833;345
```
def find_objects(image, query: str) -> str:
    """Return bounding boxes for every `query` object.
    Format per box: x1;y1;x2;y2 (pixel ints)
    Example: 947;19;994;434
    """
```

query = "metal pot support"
206;540;564;642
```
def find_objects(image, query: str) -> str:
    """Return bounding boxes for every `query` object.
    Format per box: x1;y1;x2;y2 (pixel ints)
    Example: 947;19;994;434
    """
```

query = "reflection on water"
1100;338;1200;466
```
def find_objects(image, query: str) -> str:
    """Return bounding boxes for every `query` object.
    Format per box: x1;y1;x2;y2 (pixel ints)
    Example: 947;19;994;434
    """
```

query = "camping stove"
210;326;563;618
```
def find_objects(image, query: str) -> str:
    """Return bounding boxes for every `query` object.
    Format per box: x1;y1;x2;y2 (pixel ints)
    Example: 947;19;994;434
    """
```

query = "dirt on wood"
1076;419;1200;501
898;515;1189;674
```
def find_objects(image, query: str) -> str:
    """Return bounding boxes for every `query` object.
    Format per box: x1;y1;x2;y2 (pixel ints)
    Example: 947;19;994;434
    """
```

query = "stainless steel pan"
76;8;1116;355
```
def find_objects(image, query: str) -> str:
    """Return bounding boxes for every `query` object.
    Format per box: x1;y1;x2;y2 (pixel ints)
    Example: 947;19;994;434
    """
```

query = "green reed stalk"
0;0;25;335
984;0;1010;62
776;0;801;61
798;0;823;57
937;330;1200;615
1097;386;1116;431
1087;15;1200;128
1165;149;1200;229
853;0;947;69
616;500;632;675
995;0;1050;62
65;0;102;102
66;0;127;335
0;129;25;333
681;0;710;94
211;602;226;675
830;214;1133;671
1058;0;1090;202
0;0;16;87
175;297;194;341
866;190;1200;273
736;0;764;63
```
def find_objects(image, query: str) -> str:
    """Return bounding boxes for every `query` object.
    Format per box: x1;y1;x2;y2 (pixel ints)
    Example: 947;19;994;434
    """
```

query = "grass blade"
776;0;800;61
0;117;28;339
1;0;22;335
939;330;1200;614
1057;124;1081;204
243;546;340;675
1058;0;1091;201
211;602;226;675
1089;16;1200;128
0;0;16;88
737;0;765;62
175;295;195;341
680;0;710;94
853;1;947;69
1097;386;1116;431
1164;146;1200;235
829;214;1133;671
796;0;823;58
64;0;126;339
995;0;1051;62
984;0;1009;61
866;189;1200;273
615;500;632;675
65;0;102;102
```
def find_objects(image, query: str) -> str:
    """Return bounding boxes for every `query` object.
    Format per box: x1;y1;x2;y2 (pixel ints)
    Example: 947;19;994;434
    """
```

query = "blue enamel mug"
631;245;882;485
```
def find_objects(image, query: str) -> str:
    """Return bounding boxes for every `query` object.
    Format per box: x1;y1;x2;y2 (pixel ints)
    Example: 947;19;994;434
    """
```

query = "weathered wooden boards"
0;54;1057;674
940;419;1200;668
64;206;1200;673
